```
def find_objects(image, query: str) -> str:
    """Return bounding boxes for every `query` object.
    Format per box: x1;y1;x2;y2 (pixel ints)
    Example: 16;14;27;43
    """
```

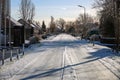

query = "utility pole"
8;0;11;47
114;0;120;53
78;5;86;39
0;0;2;46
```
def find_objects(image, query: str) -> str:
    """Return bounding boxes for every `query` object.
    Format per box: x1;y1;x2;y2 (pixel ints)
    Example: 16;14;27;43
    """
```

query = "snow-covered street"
0;34;120;80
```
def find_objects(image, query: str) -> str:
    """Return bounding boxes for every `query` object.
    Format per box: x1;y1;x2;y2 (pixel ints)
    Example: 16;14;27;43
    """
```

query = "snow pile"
51;34;78;42
46;35;56;40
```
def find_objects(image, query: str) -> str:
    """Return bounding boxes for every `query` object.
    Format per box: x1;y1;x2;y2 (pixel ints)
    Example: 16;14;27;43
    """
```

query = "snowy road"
1;34;120;80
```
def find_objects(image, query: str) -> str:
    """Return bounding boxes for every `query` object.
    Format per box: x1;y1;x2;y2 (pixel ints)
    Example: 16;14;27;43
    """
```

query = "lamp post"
78;5;86;40
115;0;120;53
78;5;86;24
0;0;2;46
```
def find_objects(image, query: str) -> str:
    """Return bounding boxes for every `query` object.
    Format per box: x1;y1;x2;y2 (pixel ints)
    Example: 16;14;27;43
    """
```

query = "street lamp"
113;0;120;53
78;5;86;24
78;5;86;40
0;1;2;46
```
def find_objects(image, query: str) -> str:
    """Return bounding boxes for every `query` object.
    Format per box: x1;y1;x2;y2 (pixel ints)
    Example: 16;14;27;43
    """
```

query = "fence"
0;47;24;65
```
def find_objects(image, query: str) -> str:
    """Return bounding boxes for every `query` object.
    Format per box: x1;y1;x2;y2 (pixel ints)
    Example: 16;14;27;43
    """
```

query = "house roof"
10;18;22;26
7;17;22;26
30;24;36;28
18;19;40;29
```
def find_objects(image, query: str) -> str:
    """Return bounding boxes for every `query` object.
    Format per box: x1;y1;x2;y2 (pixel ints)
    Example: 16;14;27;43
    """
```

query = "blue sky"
11;0;96;26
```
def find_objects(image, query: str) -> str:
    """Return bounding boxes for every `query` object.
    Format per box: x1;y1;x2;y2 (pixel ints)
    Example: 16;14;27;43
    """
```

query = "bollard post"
93;42;95;46
22;44;25;56
10;49;12;61
2;49;5;65
16;49;19;60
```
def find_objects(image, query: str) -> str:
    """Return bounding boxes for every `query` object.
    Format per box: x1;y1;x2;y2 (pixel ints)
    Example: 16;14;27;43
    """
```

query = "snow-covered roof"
10;17;22;26
30;24;36;28
7;17;22;26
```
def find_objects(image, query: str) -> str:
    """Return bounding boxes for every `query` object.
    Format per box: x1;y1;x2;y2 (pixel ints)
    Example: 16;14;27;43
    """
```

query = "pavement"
0;34;120;80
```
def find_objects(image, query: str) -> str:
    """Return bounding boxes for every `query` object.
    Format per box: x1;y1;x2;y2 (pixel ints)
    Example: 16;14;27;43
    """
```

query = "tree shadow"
41;40;88;49
20;51;104;80
85;48;114;60
20;41;114;80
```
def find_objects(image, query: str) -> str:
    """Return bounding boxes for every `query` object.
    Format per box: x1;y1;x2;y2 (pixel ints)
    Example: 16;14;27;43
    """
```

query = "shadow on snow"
20;48;114;80
85;48;114;59
41;39;88;48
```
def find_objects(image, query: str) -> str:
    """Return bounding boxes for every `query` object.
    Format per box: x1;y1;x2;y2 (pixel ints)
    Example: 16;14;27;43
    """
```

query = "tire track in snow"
65;47;78;80
60;46;66;80
61;46;78;80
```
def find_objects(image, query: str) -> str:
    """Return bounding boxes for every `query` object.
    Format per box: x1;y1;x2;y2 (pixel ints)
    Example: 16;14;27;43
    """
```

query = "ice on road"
0;34;120;80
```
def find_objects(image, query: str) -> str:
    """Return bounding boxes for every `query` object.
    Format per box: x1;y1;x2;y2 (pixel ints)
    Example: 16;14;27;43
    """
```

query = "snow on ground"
0;34;120;80
83;43;120;78
0;44;44;80
51;34;77;42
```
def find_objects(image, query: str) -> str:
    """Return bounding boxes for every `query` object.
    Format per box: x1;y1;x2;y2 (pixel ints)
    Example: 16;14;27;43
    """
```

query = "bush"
29;36;39;44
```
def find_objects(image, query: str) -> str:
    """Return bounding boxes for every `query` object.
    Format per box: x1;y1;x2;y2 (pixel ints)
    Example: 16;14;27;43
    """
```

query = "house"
18;19;41;40
8;17;24;46
18;19;35;40
0;15;24;46
2;17;24;46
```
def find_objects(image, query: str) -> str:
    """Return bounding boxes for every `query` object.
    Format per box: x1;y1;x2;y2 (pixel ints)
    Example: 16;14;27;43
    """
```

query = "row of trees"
94;0;120;37
19;0;35;23
47;13;96;36
93;0;120;52
18;0;97;39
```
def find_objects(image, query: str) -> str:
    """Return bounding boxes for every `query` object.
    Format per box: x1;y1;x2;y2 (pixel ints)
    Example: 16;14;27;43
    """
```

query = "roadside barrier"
0;47;22;65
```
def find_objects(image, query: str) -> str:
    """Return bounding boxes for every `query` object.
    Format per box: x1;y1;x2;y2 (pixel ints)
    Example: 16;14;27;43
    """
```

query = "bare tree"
94;0;120;52
19;0;35;42
74;20;82;35
77;13;94;24
19;0;35;22
49;16;56;33
65;21;75;34
29;3;35;22
56;18;66;32
76;13;94;37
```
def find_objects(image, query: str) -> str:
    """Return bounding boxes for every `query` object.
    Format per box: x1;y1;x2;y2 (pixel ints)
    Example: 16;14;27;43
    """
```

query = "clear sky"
11;0;97;26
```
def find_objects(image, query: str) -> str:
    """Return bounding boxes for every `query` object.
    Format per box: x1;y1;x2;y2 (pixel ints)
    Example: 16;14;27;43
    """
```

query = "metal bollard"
2;49;5;65
10;49;12;61
16;49;19;60
22;44;25;56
